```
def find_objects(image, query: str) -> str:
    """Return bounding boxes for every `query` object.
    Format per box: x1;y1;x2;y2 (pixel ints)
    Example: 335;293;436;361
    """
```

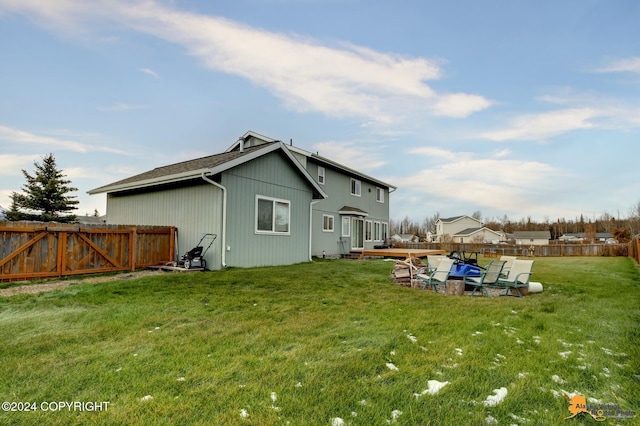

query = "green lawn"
1;257;638;425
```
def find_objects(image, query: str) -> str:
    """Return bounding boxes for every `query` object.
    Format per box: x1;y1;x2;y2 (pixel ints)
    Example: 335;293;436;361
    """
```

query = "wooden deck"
356;248;446;260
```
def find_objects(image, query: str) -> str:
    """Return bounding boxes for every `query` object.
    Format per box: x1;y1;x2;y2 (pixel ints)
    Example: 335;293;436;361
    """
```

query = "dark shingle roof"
90;143;273;193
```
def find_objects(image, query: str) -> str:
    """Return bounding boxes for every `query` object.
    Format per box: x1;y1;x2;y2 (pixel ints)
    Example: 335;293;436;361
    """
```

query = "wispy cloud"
0;153;40;175
98;102;145;111
0;0;492;123
595;57;640;74
480;108;598;142
0;125;126;154
140;67;159;78
313;141;386;172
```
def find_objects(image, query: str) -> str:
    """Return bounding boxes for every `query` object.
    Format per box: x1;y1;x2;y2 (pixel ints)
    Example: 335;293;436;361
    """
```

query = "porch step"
344;251;362;259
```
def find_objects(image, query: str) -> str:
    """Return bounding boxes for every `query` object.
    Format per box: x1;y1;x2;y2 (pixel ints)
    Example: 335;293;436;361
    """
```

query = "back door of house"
352;218;364;250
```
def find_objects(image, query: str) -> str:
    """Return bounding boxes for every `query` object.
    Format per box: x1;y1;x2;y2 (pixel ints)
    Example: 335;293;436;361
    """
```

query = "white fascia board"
87;168;212;195
212;142;327;199
224;130;276;153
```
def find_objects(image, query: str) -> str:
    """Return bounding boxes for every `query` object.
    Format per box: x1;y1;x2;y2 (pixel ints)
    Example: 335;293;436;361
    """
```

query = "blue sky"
1;0;638;223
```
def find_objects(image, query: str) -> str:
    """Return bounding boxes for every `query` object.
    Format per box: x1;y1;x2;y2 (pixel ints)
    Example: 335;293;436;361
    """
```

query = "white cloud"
0;0;491;122
0;125;127;154
0;153;40;175
595;57;640;74
140;67;159;78
98;102;145;111
313;141;386;172
432;93;493;118
480;108;598;141
392;148;561;216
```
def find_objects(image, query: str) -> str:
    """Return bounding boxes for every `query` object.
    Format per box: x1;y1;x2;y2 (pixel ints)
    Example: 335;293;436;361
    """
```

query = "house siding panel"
106;182;224;269
222;151;313;267
308;159;390;257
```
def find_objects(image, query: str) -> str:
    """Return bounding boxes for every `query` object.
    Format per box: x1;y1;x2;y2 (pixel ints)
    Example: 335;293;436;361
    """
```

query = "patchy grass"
0;257;638;425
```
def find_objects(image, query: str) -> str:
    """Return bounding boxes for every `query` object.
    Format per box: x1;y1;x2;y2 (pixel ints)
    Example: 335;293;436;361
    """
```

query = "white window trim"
376;187;384;203
318;166;325;185
365;220;372;242
341;217;351;237
374;221;381;242
322;214;334;232
350;178;361;197
382;222;388;242
255;195;290;235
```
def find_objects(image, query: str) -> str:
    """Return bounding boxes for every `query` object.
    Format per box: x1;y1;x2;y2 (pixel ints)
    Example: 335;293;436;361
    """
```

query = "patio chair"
426;255;447;273
496;259;534;297
463;260;506;297
499;255;517;276
416;258;455;292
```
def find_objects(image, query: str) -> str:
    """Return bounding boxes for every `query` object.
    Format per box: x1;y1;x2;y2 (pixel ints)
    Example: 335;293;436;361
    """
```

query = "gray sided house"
89;131;395;268
225;132;396;258
89;141;326;269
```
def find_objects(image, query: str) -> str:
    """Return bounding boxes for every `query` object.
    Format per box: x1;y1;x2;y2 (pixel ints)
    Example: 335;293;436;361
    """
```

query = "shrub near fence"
0;221;176;282
395;242;630;258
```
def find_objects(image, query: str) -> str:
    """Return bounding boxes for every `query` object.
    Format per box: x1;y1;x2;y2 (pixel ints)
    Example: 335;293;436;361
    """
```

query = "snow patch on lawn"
386;362;399;371
413;380;450;398
483;387;507;407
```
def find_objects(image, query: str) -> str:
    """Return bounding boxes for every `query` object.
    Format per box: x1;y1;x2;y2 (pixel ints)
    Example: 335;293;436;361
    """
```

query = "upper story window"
318;166;325;185
350;178;361;197
256;195;290;235
376;187;384;203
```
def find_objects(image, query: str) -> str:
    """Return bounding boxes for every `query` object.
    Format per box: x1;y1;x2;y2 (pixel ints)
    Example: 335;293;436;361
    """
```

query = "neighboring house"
89;131;394;268
559;232;614;243
0;205;5;220
434;215;483;242
514;231;551;246
76;215;107;225
452;227;503;244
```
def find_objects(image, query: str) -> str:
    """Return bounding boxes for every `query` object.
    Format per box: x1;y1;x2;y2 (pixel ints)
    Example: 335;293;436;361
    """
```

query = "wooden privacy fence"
0;222;176;282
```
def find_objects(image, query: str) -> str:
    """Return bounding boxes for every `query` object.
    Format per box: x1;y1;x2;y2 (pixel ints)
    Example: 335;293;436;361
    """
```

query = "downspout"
201;172;227;268
309;200;321;261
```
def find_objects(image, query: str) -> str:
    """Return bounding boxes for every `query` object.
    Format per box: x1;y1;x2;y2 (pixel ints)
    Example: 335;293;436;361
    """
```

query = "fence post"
130;227;137;271
57;231;67;277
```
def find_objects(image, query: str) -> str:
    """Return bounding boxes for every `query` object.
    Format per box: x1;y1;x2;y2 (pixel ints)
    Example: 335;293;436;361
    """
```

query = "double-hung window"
350;178;361;196
322;214;334;232
318;166;325;185
256;196;290;235
376;187;384;203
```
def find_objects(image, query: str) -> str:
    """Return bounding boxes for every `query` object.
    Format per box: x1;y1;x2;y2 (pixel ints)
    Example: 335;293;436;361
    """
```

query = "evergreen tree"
6;153;78;223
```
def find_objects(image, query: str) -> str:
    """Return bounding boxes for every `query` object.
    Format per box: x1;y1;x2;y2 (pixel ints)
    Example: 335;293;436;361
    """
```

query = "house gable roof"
88;141;327;199
514;231;551;239
438;215;482;224
454;227;502;237
227;130;396;190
